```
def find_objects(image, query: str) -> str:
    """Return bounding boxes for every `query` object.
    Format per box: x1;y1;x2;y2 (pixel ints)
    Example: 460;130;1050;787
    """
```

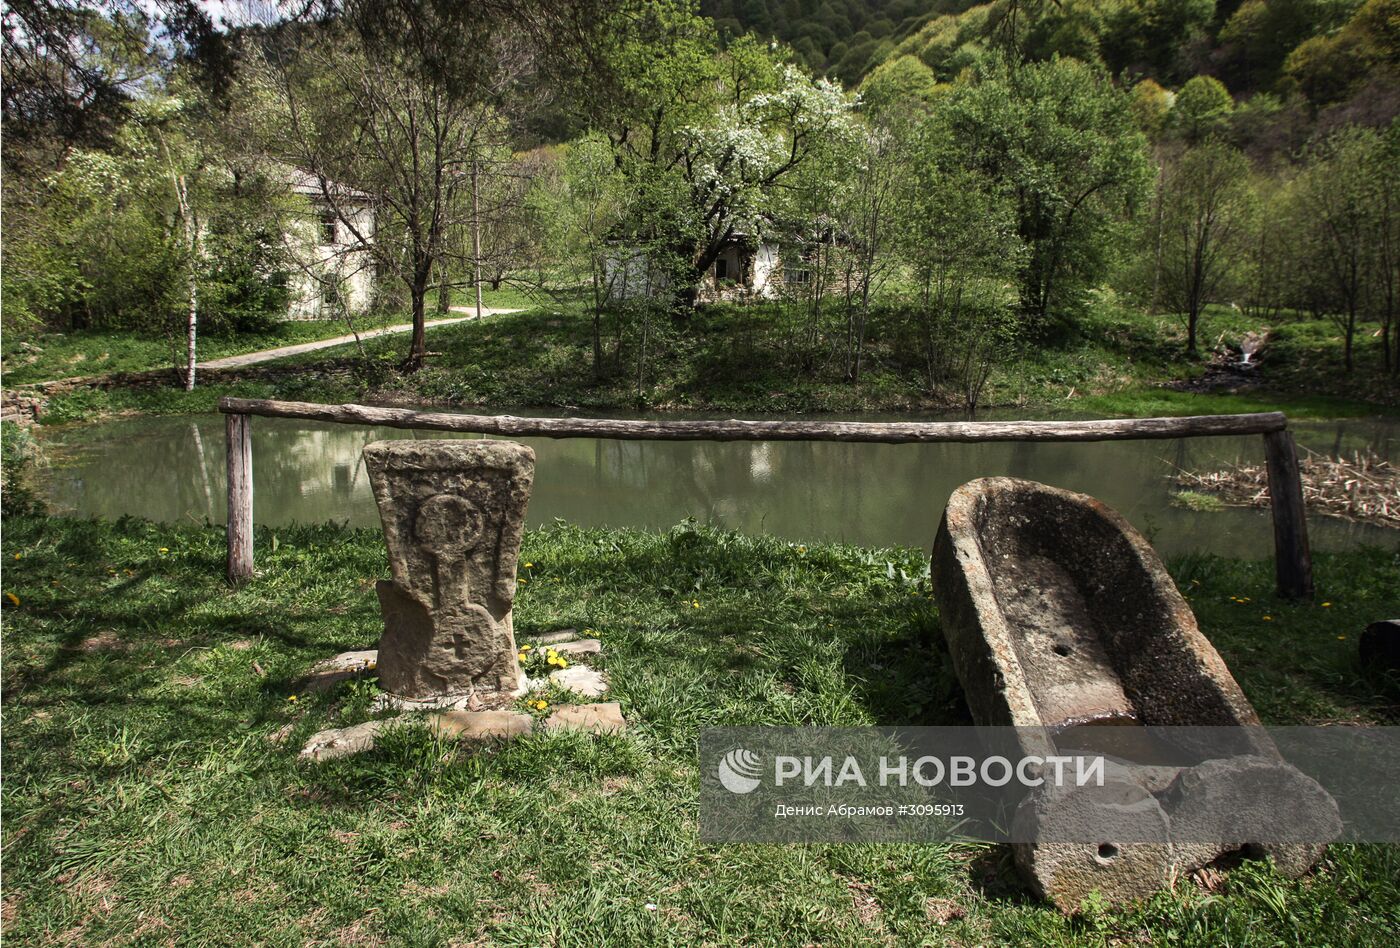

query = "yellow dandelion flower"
692;600;700;608
13;553;21;560
524;563;533;569
518;578;527;585
522;644;532;651
5;592;20;607
1262;615;1273;621
1337;635;1347;640
517;653;527;662
287;695;298;702
159;547;169;554
1322;602;1333;608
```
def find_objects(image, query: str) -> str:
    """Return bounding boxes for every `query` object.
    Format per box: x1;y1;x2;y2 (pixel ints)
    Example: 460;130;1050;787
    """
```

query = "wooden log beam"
1263;429;1315;600
225;412;254;585
217;398;1287;444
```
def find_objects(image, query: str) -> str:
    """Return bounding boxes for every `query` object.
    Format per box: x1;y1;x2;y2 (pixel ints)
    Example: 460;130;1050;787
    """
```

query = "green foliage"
936;58;1153;323
1153;141;1256;351
1100;0;1215;81
1219;0;1366;90
0;422;46;517
3;91;296;344
1172;75;1235;141
593;3;856;303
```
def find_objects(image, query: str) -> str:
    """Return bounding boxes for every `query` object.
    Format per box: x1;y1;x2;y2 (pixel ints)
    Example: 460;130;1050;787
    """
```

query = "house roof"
285;167;373;203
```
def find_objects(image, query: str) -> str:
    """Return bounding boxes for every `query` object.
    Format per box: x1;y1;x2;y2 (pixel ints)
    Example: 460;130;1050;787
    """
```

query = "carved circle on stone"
416;494;483;556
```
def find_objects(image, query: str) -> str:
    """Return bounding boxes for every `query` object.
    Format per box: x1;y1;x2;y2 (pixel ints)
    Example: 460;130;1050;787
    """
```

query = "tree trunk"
472;158;484;321
174;173;199;392
436;275;451;315
591;261;604;381
185;265;199;392
407;267;430;369
1344;304;1355;372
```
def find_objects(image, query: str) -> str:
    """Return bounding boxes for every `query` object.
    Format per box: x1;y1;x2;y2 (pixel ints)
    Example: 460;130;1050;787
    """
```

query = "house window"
715;258;729;281
320;209;338;245
320;278;345;318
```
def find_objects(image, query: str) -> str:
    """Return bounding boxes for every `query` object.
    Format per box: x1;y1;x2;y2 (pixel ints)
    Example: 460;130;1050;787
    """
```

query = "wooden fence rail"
216;397;1313;599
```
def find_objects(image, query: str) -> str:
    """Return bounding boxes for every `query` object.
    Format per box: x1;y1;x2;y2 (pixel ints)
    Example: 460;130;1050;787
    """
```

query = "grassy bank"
0;310;409;388
26;295;1397;426
2;515;1397;944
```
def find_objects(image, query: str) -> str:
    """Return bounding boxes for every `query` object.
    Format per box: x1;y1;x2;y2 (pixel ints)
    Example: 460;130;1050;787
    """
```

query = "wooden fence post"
1263;429;1313;600
226;412;254;584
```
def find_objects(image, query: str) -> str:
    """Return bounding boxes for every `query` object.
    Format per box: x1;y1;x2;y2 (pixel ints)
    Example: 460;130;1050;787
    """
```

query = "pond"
33;410;1399;558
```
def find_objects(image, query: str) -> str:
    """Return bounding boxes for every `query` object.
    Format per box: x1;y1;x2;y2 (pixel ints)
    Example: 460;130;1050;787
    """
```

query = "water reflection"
35;411;1399;557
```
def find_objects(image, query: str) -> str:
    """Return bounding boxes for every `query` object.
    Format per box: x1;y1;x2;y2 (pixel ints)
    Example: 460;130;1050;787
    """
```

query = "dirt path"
197;307;520;370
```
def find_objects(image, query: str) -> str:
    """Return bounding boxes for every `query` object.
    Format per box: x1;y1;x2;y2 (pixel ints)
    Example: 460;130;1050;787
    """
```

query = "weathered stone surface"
529;629;579;645
932;477;1263;735
372;692;479;713
363;440;534;699
1012;768;1173;913
310;649;379;673
543;702;625;733
302;649;378;691
549;665;608;697
930;477;1337;909
552;638;602;656
1161;756;1340;878
426;710;533;741
299;719;392;762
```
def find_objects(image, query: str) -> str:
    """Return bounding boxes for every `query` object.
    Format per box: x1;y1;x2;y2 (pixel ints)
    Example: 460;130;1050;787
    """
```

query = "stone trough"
931;477;1339;911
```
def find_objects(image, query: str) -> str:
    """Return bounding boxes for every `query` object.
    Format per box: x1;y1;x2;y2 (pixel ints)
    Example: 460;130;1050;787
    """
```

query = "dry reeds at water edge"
1177;449;1399;530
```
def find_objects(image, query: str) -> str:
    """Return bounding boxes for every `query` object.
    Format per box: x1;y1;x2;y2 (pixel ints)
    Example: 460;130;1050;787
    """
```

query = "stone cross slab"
363;440;535;698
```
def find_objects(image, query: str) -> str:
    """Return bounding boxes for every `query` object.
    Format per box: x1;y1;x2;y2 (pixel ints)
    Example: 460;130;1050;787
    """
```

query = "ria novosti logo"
717;748;763;794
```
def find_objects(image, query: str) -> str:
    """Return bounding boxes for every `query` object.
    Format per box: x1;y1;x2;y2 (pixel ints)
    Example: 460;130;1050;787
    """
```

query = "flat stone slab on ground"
528;629;580;645
303;650;379;692
426;710;533;741
371;689;521;713
300;720;391;762
310;650;379;673
548;665;608;697
552;638;601;655
543;702;626;734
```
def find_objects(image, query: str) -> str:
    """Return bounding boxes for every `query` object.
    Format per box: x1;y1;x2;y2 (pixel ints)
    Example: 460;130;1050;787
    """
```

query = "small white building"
283;170;376;320
604;235;782;303
707;240;779;301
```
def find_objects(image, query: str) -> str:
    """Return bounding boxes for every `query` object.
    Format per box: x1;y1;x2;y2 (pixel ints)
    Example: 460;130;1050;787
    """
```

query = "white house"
604;234;782;303
283;170;377;320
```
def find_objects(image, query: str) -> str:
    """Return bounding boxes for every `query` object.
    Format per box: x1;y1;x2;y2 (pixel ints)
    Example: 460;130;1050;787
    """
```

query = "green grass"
20;293;1400;425
1171;491;1226;512
1;311;407;387
3;514;1398;944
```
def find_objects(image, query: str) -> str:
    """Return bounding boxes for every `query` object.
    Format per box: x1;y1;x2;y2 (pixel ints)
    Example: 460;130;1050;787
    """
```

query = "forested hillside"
705;0;1400;140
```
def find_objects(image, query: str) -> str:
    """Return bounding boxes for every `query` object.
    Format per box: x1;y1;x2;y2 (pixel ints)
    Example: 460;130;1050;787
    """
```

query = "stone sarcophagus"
931;477;1339;911
363;440;534;699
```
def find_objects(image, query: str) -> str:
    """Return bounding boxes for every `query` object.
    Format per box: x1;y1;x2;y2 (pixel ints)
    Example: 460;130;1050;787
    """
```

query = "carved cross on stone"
363;440;535;699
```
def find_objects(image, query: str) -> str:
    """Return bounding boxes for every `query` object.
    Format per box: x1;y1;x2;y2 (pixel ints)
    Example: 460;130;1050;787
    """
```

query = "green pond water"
33;410;1399;558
